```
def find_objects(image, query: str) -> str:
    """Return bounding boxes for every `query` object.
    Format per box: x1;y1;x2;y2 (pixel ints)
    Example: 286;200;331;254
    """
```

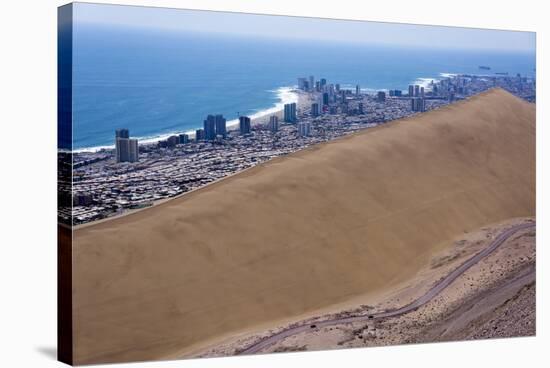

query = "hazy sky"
73;2;536;52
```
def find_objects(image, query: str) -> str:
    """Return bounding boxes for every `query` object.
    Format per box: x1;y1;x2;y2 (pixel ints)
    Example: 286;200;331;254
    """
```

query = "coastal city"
60;72;536;225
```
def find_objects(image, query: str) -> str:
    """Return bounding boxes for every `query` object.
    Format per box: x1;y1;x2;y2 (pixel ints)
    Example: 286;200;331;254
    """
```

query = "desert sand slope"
72;88;535;364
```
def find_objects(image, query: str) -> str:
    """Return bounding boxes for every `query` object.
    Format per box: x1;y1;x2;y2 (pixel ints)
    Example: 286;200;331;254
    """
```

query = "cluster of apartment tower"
115;110;288;163
299;75;428;114
114;78;432;163
283;101;310;137
408;84;426;112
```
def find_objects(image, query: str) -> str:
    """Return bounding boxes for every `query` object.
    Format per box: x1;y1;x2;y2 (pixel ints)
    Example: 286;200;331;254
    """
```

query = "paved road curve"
239;222;535;355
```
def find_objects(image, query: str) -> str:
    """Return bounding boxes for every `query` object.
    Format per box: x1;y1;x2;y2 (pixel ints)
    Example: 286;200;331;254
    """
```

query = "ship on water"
479;65;491;70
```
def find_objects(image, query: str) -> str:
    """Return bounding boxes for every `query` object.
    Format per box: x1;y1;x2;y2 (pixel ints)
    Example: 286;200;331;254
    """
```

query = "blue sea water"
73;24;536;151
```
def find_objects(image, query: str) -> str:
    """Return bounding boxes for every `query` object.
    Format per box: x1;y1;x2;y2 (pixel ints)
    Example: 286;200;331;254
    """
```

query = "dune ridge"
73;88;535;364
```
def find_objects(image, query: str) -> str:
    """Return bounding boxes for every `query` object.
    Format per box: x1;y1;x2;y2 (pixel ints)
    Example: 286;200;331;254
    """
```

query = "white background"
0;0;547;367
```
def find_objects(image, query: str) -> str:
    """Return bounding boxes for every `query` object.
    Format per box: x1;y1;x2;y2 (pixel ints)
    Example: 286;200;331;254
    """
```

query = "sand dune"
72;88;535;364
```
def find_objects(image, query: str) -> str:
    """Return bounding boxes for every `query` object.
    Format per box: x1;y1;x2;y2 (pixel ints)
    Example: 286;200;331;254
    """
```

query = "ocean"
72;24;536;151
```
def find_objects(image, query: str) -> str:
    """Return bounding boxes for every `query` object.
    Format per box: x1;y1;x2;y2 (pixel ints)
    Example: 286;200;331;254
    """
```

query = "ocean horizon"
73;24;536;152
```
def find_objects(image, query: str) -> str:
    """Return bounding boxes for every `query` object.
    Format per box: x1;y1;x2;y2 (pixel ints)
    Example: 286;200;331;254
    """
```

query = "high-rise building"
115;129;129;139
203;115;216;140
311;103;320;117
414;85;420;97
115;137;128;162
179;134;189;144
115;129;139;163
204;114;226;140
309;75;315;92
298;77;307;90
322;92;329;106
268;115;279;132
340;91;346;104
420;86;425;98
297;122;311;137
320;78;327;88
356;85;360;96
358;102;364;115
128;139;138;162
283;102;297;123
335;83;341;93
377;91;386;102
239;116;251;135
195;129;205;141
215;114;227;138
408;85;414;97
167;135;179;148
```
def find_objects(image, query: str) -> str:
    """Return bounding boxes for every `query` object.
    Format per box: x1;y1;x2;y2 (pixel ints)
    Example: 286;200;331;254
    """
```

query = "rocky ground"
463;279;535;340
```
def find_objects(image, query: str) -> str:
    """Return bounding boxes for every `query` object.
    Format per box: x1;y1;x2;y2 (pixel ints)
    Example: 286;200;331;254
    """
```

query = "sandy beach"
250;89;314;127
200;89;313;135
72;88;535;364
